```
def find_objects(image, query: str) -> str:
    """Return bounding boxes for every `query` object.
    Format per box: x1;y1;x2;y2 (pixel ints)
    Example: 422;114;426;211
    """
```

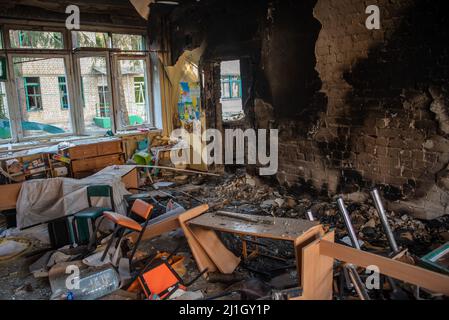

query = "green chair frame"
71;185;115;247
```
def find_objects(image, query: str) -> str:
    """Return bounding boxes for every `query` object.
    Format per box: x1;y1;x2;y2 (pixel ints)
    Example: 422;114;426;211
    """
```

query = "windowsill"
221;98;242;101
0;128;162;157
115;127;162;137
0;135;92;153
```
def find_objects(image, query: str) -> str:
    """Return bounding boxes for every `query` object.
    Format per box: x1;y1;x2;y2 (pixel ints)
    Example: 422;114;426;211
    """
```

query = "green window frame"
134;76;145;105
23;77;43;112
58;76;69;110
221;75;242;100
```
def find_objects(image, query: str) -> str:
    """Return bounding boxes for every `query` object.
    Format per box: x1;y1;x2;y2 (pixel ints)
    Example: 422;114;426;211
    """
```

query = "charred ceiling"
148;0;268;64
0;0;146;27
150;0;324;125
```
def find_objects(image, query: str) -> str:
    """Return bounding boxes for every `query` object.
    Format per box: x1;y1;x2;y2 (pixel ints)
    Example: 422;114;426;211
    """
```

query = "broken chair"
138;256;207;300
71;185;115;246
100;199;154;265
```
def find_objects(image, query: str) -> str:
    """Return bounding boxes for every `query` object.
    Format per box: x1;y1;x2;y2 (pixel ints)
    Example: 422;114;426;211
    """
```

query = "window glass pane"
116;59;149;127
0;82;11;140
79;56;112;134
112;34;145;51
72;31;109;48
221;80;230;98
9;30;64;49
13;57;72;137
0;30;3;49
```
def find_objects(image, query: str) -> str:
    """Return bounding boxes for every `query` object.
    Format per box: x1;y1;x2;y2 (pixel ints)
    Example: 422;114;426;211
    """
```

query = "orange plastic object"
138;263;185;299
155;252;186;277
127;279;141;293
103;211;143;232
131;199;153;220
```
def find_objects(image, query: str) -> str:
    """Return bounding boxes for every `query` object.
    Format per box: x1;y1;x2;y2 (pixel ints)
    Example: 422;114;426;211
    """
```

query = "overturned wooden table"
182;211;334;300
128;205;449;299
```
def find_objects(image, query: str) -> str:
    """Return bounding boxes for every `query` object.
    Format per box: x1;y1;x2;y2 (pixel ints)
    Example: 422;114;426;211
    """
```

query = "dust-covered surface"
182;169;449;257
1;168;448;300
0;241;52;300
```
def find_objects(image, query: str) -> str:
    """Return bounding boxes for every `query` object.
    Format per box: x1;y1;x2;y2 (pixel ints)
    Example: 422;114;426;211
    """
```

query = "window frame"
97;84;111;117
73;51;115;134
0;27;13;144
0;81;7;116
58;75;69;110
221;74;242;101
134;76;146;105
3;25;69;52
0;78;12;143
111;54;153;131
0;22;157;144
7;52;76;141
23;76;43;112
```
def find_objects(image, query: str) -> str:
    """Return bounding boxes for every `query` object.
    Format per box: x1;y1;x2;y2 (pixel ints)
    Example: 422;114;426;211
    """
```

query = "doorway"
220;60;244;121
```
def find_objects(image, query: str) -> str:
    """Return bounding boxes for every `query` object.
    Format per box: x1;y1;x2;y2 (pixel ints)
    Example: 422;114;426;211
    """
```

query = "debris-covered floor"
1;0;449;303
1;168;448;300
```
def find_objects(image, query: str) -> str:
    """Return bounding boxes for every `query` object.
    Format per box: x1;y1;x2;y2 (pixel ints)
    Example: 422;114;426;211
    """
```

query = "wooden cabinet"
67;145;98;160
68;140;123;161
0;183;22;211
66;139;125;178
97;140;123;156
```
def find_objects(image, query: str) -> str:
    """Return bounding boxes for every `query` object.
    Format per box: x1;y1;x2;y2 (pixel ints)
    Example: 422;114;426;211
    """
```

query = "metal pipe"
370;189;400;254
306;210;315;221
347;265;370;300
337;198;361;250
342;265;353;289
337;198;371;299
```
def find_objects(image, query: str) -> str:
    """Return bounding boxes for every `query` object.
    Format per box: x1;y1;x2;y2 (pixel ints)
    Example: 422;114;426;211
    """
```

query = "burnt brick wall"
158;0;449;219
267;0;449;219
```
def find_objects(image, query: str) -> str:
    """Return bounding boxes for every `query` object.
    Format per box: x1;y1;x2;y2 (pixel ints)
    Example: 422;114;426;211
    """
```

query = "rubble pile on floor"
188;170;449;257
1;167;449;300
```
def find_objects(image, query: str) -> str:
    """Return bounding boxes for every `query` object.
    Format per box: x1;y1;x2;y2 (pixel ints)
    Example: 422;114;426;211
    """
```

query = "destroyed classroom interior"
0;0;448;304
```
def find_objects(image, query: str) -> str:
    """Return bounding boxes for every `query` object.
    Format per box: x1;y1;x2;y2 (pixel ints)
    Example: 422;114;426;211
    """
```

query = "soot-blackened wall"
155;0;449;219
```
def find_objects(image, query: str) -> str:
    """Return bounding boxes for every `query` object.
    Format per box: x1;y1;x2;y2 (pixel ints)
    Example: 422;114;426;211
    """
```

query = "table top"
95;165;136;177
188;211;320;241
